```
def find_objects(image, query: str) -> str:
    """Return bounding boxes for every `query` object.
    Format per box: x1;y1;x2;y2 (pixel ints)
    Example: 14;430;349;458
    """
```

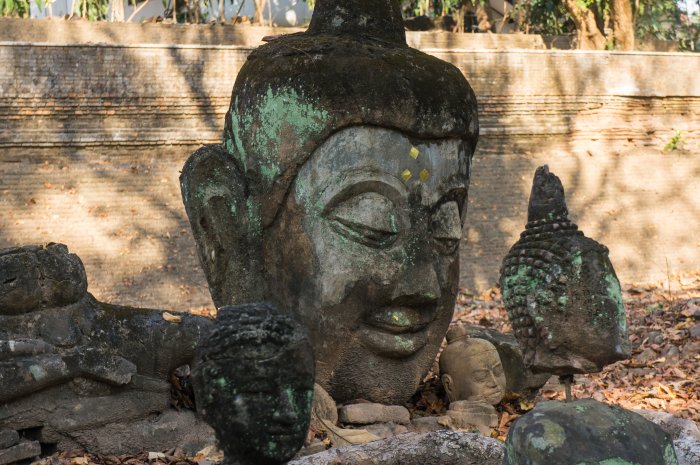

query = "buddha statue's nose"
273;391;298;425
391;261;441;303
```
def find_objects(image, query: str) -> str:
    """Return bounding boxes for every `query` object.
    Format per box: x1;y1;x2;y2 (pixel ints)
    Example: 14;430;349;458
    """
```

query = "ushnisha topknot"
197;302;310;361
223;0;479;226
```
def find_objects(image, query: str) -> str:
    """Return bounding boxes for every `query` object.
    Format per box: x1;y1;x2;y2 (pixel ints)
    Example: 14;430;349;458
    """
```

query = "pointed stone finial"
527;164;569;223
307;0;406;44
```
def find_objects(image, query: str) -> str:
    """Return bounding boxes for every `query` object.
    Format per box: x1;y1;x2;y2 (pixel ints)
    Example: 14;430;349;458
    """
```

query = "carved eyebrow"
319;171;408;213
432;187;468;215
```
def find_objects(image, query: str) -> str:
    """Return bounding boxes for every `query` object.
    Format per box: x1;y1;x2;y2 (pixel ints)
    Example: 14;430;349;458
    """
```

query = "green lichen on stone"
571;250;583;278
502;264;539;301
231;87;331;185
574;404;589;413
225;136;234;156
528;419;566;452
604;271;628;336
663;444;678;465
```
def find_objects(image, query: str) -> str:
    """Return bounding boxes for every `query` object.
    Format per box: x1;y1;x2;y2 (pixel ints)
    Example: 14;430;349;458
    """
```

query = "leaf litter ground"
31;274;700;464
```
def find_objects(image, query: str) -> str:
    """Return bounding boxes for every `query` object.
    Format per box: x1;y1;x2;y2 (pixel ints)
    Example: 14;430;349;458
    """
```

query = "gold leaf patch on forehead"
401;169;412;182
409;146;420;160
420;168;430;183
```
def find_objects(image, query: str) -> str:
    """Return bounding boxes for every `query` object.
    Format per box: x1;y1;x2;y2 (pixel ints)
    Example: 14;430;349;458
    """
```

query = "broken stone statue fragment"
439;332;506;434
455;324;551;397
192;302;314;465
180;0;479;405
439;333;506;405
500;165;631;375
0;243;214;456
504;398;679;465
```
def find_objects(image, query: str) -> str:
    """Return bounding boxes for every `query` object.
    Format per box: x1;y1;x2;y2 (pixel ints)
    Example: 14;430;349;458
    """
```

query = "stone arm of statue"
0;338;137;404
0;244;212;404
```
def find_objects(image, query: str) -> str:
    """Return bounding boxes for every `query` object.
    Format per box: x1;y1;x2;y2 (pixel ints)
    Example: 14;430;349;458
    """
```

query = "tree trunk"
455;4;468;33
562;0;607;50
253;0;265;24
611;0;635;50
111;0;125;22
475;3;491;32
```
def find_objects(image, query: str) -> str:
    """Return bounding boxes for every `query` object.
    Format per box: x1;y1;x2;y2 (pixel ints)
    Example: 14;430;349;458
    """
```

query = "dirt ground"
406;272;700;440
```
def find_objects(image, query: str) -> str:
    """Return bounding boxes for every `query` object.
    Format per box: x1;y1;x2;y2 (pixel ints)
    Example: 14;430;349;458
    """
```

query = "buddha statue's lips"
362;306;436;334
359;305;437;358
267;426;299;435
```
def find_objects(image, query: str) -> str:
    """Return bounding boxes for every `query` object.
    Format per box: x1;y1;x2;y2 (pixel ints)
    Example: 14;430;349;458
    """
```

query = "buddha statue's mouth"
359;305;437;358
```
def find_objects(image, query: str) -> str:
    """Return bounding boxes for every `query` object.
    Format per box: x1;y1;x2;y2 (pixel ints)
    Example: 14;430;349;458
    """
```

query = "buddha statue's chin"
264;126;470;405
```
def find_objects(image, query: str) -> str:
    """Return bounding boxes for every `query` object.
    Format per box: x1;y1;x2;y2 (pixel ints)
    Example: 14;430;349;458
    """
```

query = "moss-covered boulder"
505;399;678;465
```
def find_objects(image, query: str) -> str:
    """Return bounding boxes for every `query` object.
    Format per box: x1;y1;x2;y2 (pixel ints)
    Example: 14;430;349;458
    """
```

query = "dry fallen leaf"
317;418;381;447
162;312;182;323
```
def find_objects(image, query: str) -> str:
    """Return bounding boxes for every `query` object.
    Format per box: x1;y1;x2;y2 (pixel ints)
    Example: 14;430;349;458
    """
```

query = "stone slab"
289;430;504;465
0;441;41;465
339;404;411;426
0;431;19;450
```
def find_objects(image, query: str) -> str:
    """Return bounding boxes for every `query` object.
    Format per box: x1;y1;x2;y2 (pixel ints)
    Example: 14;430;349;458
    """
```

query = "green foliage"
636;0;700;51
401;0;486;18
74;0;109;21
509;0;699;51
510;0;579;35
0;0;30;17
664;130;685;151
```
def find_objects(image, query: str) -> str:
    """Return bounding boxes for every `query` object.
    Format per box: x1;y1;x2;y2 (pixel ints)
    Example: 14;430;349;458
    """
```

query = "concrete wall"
1;23;698;310
0;18;545;49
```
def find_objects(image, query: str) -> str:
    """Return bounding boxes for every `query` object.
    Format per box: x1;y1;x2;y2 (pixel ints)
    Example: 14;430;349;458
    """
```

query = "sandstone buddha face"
440;338;507;405
264;126;472;404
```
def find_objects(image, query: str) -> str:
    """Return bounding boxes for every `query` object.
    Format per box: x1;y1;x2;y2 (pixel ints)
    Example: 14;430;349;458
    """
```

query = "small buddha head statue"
500;166;630;375
192;303;315;465
439;331;507;405
181;0;478;405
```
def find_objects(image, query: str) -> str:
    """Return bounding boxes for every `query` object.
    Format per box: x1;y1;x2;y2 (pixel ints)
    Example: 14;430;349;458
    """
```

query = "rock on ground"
0;431;19;451
0;441;41;465
288;430;504;465
339;404;411;425
635;410;700;465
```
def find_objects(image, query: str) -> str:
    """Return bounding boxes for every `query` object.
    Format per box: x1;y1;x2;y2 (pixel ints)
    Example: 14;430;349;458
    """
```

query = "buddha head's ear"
442;373;455;402
180;144;265;308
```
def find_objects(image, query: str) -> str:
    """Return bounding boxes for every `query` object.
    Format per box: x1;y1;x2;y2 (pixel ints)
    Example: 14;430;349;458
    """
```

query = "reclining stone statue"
192;302;315;465
0;243;214;455
180;0;479;405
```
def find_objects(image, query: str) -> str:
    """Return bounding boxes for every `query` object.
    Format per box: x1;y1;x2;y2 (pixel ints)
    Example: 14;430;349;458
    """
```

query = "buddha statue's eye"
432;201;462;255
493;363;504;377
327;192;399;248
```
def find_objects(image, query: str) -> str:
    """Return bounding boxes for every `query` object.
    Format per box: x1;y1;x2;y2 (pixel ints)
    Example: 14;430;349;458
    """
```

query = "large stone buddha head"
181;0;479;405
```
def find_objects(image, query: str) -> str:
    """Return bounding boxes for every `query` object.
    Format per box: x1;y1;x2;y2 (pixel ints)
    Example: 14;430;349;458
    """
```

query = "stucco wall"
0;23;698;310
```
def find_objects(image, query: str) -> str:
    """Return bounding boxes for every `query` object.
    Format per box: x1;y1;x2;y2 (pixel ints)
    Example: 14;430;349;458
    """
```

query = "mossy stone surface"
505;399;678;465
